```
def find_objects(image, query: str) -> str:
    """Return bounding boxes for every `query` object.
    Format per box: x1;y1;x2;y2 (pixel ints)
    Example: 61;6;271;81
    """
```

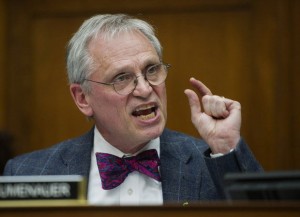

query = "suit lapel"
160;129;202;203
49;127;201;202
59;129;94;178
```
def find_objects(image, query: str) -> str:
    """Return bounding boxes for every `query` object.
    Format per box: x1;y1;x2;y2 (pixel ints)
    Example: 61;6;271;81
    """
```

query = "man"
3;14;262;205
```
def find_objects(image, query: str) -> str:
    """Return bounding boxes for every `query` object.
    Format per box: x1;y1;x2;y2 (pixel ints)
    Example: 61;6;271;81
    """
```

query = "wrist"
209;135;240;154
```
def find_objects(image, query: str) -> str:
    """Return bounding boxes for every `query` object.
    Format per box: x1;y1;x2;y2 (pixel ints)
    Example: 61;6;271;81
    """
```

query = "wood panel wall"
1;0;299;171
0;0;6;129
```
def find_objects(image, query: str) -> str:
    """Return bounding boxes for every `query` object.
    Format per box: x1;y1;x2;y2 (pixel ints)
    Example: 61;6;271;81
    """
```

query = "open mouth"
132;105;158;120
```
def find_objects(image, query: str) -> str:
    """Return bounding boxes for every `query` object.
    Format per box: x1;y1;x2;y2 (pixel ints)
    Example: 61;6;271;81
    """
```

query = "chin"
145;125;165;140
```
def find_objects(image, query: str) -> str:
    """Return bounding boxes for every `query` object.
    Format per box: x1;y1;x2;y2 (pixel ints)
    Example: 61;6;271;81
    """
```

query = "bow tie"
96;149;161;190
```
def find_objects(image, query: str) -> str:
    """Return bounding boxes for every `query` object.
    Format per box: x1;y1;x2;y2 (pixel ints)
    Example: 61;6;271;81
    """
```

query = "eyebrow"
112;59;160;74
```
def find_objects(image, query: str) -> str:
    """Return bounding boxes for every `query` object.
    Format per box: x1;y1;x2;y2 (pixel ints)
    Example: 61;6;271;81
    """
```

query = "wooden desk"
0;202;299;217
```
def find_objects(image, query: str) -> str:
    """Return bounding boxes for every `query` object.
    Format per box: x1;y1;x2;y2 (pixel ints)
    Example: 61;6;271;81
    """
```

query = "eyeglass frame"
84;63;171;95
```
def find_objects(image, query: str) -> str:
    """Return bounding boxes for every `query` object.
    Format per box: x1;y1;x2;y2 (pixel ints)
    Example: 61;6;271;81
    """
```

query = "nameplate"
0;175;86;206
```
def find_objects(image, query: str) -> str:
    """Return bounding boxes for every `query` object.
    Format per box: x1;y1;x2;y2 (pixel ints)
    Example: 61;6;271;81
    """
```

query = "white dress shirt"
87;127;163;206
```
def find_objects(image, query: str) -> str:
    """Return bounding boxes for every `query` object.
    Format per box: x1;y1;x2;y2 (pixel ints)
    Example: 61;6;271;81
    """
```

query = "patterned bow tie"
96;149;161;190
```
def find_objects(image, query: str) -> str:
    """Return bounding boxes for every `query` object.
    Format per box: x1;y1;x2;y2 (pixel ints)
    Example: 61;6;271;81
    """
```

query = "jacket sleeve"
3;159;13;175
203;138;263;198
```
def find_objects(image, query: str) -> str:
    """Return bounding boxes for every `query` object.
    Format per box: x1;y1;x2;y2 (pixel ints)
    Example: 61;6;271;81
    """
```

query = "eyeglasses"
84;63;170;95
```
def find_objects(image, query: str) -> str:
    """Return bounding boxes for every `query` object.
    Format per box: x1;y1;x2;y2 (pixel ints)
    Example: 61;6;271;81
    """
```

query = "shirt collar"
93;127;160;158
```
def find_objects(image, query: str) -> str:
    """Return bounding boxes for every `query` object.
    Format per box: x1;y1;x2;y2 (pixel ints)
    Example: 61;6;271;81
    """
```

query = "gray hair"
66;14;162;92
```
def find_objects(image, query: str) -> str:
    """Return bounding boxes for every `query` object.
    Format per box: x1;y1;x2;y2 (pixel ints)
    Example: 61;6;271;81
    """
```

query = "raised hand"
184;78;241;154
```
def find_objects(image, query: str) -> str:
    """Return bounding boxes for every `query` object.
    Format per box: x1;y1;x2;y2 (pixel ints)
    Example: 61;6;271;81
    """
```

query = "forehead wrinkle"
101;42;154;62
88;31;159;77
108;51;158;69
94;49;158;77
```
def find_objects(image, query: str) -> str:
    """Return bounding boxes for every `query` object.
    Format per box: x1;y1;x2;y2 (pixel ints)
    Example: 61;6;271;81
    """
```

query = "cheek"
157;85;167;109
92;94;128;120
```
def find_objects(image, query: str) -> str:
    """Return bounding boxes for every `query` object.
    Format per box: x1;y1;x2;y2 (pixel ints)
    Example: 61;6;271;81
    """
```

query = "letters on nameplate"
0;175;86;206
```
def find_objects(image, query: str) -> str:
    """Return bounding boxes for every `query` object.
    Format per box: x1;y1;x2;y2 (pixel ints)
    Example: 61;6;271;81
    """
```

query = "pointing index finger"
189;77;212;96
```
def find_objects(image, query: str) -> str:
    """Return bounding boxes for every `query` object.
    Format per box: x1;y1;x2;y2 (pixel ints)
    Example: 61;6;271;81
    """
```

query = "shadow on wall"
0;131;14;175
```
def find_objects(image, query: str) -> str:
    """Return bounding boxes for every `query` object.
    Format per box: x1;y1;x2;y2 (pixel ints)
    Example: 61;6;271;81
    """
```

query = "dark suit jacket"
3;128;262;203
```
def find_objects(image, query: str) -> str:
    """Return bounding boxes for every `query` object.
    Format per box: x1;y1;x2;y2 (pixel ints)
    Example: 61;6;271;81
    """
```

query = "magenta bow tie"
96;149;161;190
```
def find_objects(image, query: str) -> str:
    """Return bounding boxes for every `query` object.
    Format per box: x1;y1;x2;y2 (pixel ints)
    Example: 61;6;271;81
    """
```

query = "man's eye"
113;73;132;83
147;64;160;75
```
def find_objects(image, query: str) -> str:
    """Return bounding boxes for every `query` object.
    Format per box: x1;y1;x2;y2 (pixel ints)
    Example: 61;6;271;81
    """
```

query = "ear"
70;84;93;117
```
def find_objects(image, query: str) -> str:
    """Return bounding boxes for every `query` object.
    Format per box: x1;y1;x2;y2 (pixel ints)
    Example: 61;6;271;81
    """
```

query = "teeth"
132;104;157;120
135;105;153;112
139;112;155;120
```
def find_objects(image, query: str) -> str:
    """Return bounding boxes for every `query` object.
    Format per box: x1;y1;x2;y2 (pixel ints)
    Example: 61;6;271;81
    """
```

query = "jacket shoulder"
161;128;209;152
3;129;94;175
161;128;205;144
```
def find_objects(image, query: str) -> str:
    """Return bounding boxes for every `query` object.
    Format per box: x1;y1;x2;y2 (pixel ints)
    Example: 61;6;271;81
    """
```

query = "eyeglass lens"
114;63;169;95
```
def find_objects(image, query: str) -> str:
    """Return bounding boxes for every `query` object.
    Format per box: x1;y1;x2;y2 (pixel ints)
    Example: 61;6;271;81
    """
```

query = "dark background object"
0;131;14;175
224;171;300;201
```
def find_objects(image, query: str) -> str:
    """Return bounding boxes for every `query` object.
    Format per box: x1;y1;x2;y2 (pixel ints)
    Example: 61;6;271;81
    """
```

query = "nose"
132;75;152;97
